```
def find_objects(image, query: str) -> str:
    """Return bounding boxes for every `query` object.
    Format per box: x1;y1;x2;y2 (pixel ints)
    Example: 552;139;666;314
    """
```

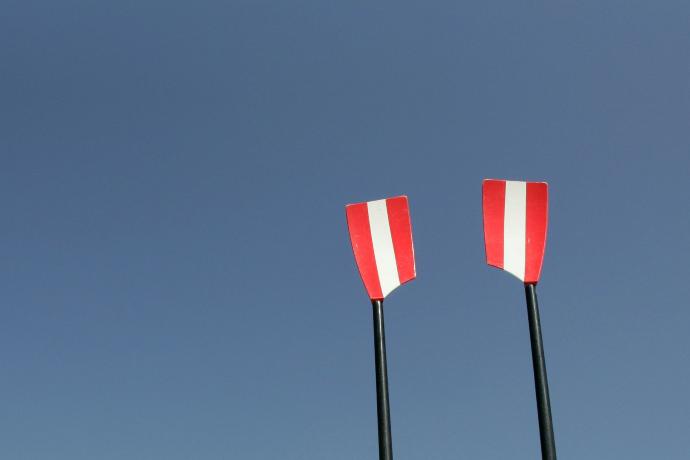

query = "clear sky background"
2;1;689;459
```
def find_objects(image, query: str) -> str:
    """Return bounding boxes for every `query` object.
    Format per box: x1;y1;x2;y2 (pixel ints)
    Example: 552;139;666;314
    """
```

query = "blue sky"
2;1;689;459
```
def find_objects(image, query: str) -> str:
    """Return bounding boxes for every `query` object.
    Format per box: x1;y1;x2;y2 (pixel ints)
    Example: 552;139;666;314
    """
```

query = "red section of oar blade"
345;202;383;300
385;196;416;285
482;179;506;269
525;182;548;284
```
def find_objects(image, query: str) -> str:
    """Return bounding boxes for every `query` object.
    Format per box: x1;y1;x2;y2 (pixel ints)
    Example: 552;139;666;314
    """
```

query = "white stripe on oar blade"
503;181;526;281
367;199;400;298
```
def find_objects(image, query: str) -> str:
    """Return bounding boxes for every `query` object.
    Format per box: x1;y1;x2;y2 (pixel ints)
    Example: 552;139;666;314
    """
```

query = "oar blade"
345;196;416;300
482;179;548;284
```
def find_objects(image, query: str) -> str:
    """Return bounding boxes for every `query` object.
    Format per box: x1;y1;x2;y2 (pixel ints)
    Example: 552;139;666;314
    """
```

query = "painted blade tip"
483;178;549;185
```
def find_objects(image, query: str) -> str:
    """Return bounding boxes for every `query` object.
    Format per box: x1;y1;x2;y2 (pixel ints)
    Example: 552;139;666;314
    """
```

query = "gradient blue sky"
2;1;689;459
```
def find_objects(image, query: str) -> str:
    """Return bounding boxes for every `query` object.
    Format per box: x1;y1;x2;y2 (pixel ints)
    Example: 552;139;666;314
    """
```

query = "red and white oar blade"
482;179;548;284
345;196;416;300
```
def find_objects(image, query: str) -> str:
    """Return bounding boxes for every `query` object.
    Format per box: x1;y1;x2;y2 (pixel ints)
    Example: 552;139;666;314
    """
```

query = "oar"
345;195;416;460
482;179;557;460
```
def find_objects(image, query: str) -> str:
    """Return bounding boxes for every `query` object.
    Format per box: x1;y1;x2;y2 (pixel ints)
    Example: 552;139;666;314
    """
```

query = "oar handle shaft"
372;299;393;460
525;283;557;460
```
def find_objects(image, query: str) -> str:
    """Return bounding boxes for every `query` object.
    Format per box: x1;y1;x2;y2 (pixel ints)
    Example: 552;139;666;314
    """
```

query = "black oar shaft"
371;299;393;460
524;283;557;460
